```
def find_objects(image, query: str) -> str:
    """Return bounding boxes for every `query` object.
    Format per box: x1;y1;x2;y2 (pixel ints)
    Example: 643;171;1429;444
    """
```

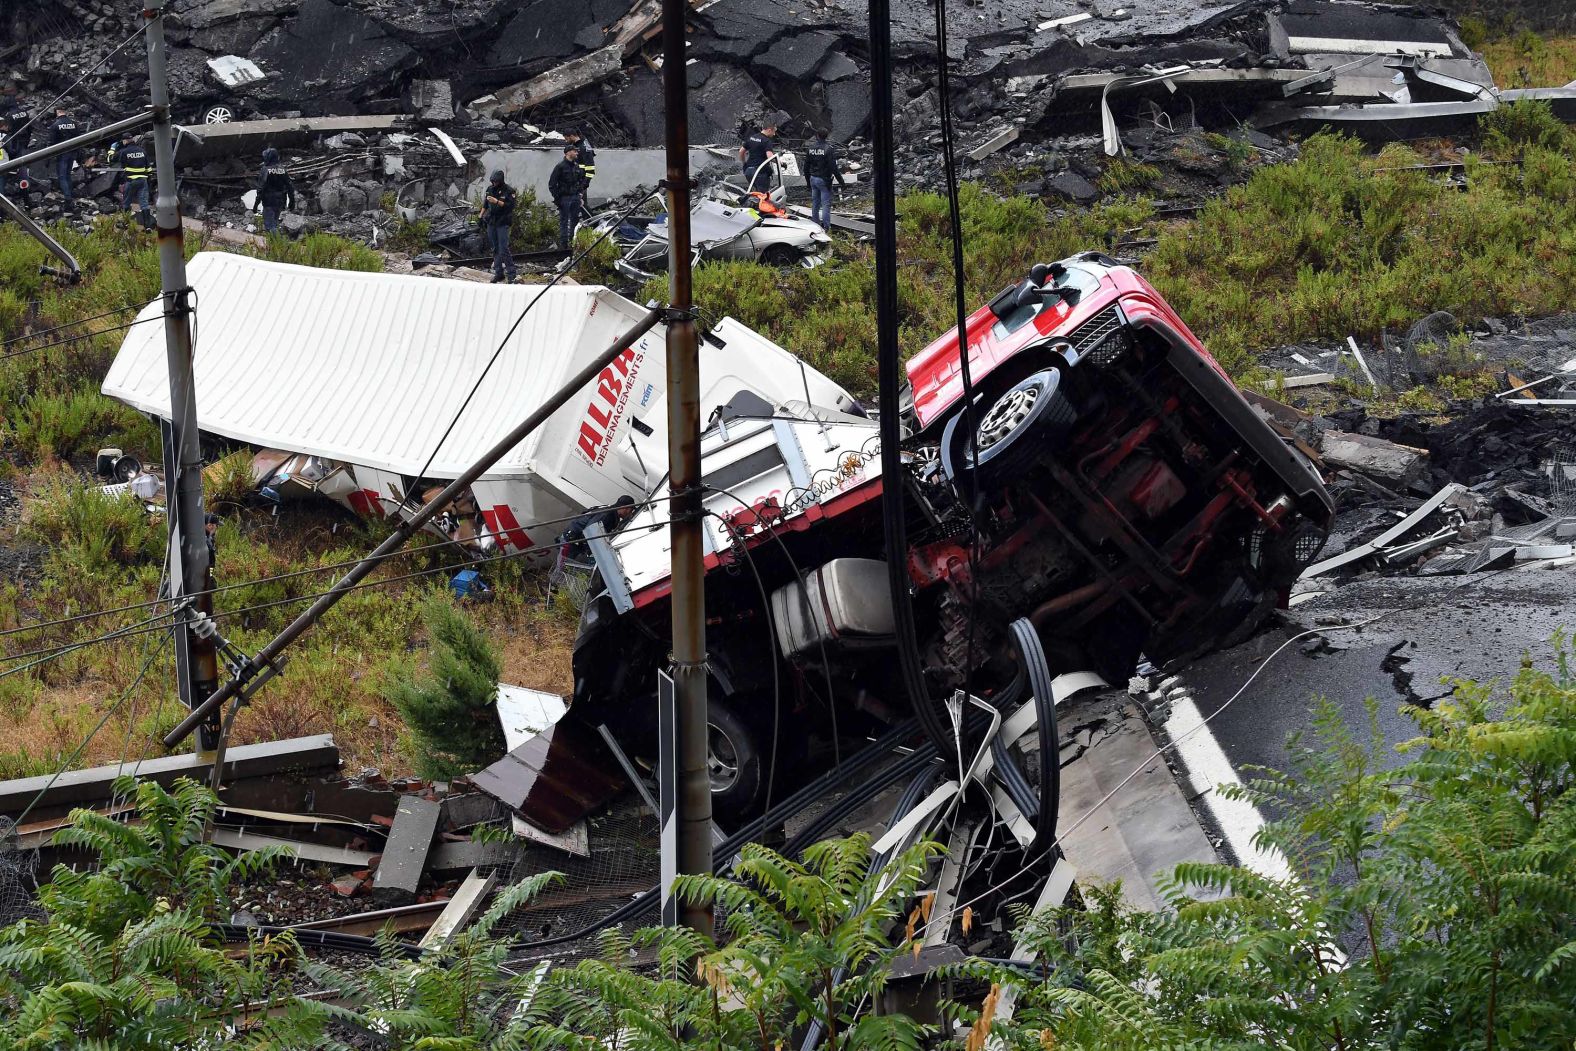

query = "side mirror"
1013;279;1040;309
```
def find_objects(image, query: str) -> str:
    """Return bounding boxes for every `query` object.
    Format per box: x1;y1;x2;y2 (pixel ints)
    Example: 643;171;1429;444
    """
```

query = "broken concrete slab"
485;0;626;70
1320;430;1430;490
476;145;735;207
247;0;418;106
1045;170;1099;203
754;30;842;82
373;794;442;904
174;114;408;162
969;125;1020;161
171;0;299;32
488;44;623;115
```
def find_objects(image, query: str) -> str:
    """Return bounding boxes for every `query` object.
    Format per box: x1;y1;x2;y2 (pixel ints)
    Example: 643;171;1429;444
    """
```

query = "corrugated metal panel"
468;720;627;834
101;253;653;480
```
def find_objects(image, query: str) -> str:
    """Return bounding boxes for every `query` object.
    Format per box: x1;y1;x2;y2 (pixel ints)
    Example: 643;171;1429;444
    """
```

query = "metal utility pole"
146;6;221;750
659;0;713;938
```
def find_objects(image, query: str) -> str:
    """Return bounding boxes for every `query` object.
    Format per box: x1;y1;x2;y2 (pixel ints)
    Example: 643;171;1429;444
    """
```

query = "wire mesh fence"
0;817;43;930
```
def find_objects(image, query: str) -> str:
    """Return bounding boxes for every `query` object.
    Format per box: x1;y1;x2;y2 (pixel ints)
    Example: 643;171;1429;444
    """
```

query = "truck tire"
707;699;763;820
942;368;1076;490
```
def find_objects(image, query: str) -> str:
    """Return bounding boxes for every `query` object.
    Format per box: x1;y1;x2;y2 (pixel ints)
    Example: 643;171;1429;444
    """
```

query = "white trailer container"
102;252;858;556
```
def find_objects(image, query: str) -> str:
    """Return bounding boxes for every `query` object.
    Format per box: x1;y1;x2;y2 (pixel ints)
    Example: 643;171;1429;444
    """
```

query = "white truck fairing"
103;253;859;557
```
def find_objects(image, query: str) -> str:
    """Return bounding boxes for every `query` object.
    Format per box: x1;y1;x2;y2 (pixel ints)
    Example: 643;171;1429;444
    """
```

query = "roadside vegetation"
0;219;568;779
1478;27;1576;88
654;103;1576;395
5;105;1576;776
4;646;1573;1047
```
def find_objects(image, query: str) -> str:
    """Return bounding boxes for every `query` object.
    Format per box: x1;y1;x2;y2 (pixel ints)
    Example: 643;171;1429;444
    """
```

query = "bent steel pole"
660;0;713;938
147;7;222;748
0;192;81;279
164;306;665;748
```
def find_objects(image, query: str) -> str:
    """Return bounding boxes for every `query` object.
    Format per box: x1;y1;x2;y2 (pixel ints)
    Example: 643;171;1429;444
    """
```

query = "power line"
3;21;151;147
9;621;174;829
407;190;660;489
0;517;673;677
0;315;162;362
0;303;147;348
0;493;679;642
0;609;178;673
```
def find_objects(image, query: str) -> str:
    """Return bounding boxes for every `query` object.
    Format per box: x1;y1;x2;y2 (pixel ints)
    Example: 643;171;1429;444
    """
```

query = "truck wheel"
707;700;763;819
942;368;1076;490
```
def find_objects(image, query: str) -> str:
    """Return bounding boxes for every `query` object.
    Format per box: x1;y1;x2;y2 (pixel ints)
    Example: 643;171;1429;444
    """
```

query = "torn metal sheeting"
496;686;570;752
468;719;627;834
1301;482;1467;578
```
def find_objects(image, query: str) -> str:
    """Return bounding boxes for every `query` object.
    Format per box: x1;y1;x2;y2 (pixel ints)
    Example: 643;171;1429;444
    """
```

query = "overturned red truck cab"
570;253;1334;816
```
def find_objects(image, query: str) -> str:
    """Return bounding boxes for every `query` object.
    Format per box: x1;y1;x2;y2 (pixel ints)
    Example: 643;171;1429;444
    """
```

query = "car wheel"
942;368;1076;489
202;105;235;125
707;699;763;820
759;243;800;268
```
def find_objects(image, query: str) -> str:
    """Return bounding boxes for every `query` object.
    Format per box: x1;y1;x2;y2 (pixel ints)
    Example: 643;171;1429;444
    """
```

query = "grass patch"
1481;30;1576;88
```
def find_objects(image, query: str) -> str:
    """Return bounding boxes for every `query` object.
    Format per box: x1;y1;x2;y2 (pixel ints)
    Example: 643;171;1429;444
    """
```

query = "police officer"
1;93;32;188
118;135;153;226
254;147;296;234
547;145;584;252
738;120;776;189
48;106;82;202
804;127;846;232
564;129;596;210
479;169;518;282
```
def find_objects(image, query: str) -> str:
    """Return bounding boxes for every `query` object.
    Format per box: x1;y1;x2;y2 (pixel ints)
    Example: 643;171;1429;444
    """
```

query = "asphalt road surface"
1183;568;1576;777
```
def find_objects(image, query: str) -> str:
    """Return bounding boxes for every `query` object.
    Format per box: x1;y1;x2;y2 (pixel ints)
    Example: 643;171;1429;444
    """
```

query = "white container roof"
102;252;654;480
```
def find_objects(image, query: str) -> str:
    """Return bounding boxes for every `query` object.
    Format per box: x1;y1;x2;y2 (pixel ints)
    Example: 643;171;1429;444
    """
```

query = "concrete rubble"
8;1;1575;252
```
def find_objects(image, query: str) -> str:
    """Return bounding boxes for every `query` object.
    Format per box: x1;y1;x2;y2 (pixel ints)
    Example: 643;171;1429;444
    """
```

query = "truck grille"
1069;305;1129;367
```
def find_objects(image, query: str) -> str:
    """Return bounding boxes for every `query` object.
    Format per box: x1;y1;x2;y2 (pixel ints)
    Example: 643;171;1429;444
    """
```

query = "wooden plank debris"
209;827;376;868
0;735;339;821
419;870;496;948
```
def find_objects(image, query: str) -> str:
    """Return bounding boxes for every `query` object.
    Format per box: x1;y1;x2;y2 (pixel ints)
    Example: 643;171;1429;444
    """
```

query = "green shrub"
4;388;158;463
571;224;621;285
384;594;505;779
384;216;432;254
1482;98;1573;155
21;472;164;569
1097;157;1162;194
510;187;560;252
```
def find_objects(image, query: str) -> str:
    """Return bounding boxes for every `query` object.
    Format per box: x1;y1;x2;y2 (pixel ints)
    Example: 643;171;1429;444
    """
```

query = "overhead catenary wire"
10;619;174;829
0;303;149;348
407;189;661;490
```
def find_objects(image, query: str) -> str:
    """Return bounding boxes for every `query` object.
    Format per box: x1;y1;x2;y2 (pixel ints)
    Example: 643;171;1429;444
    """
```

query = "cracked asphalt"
1178;570;1576;776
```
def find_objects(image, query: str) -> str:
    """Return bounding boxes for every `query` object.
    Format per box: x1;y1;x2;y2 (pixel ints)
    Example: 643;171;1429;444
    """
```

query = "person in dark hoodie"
254;147;296;233
478;169;518;282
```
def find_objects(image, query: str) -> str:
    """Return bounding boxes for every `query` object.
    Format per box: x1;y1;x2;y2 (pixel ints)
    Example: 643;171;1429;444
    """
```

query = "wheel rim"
707;722;740;793
976;384;1041;451
205;106;234;124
